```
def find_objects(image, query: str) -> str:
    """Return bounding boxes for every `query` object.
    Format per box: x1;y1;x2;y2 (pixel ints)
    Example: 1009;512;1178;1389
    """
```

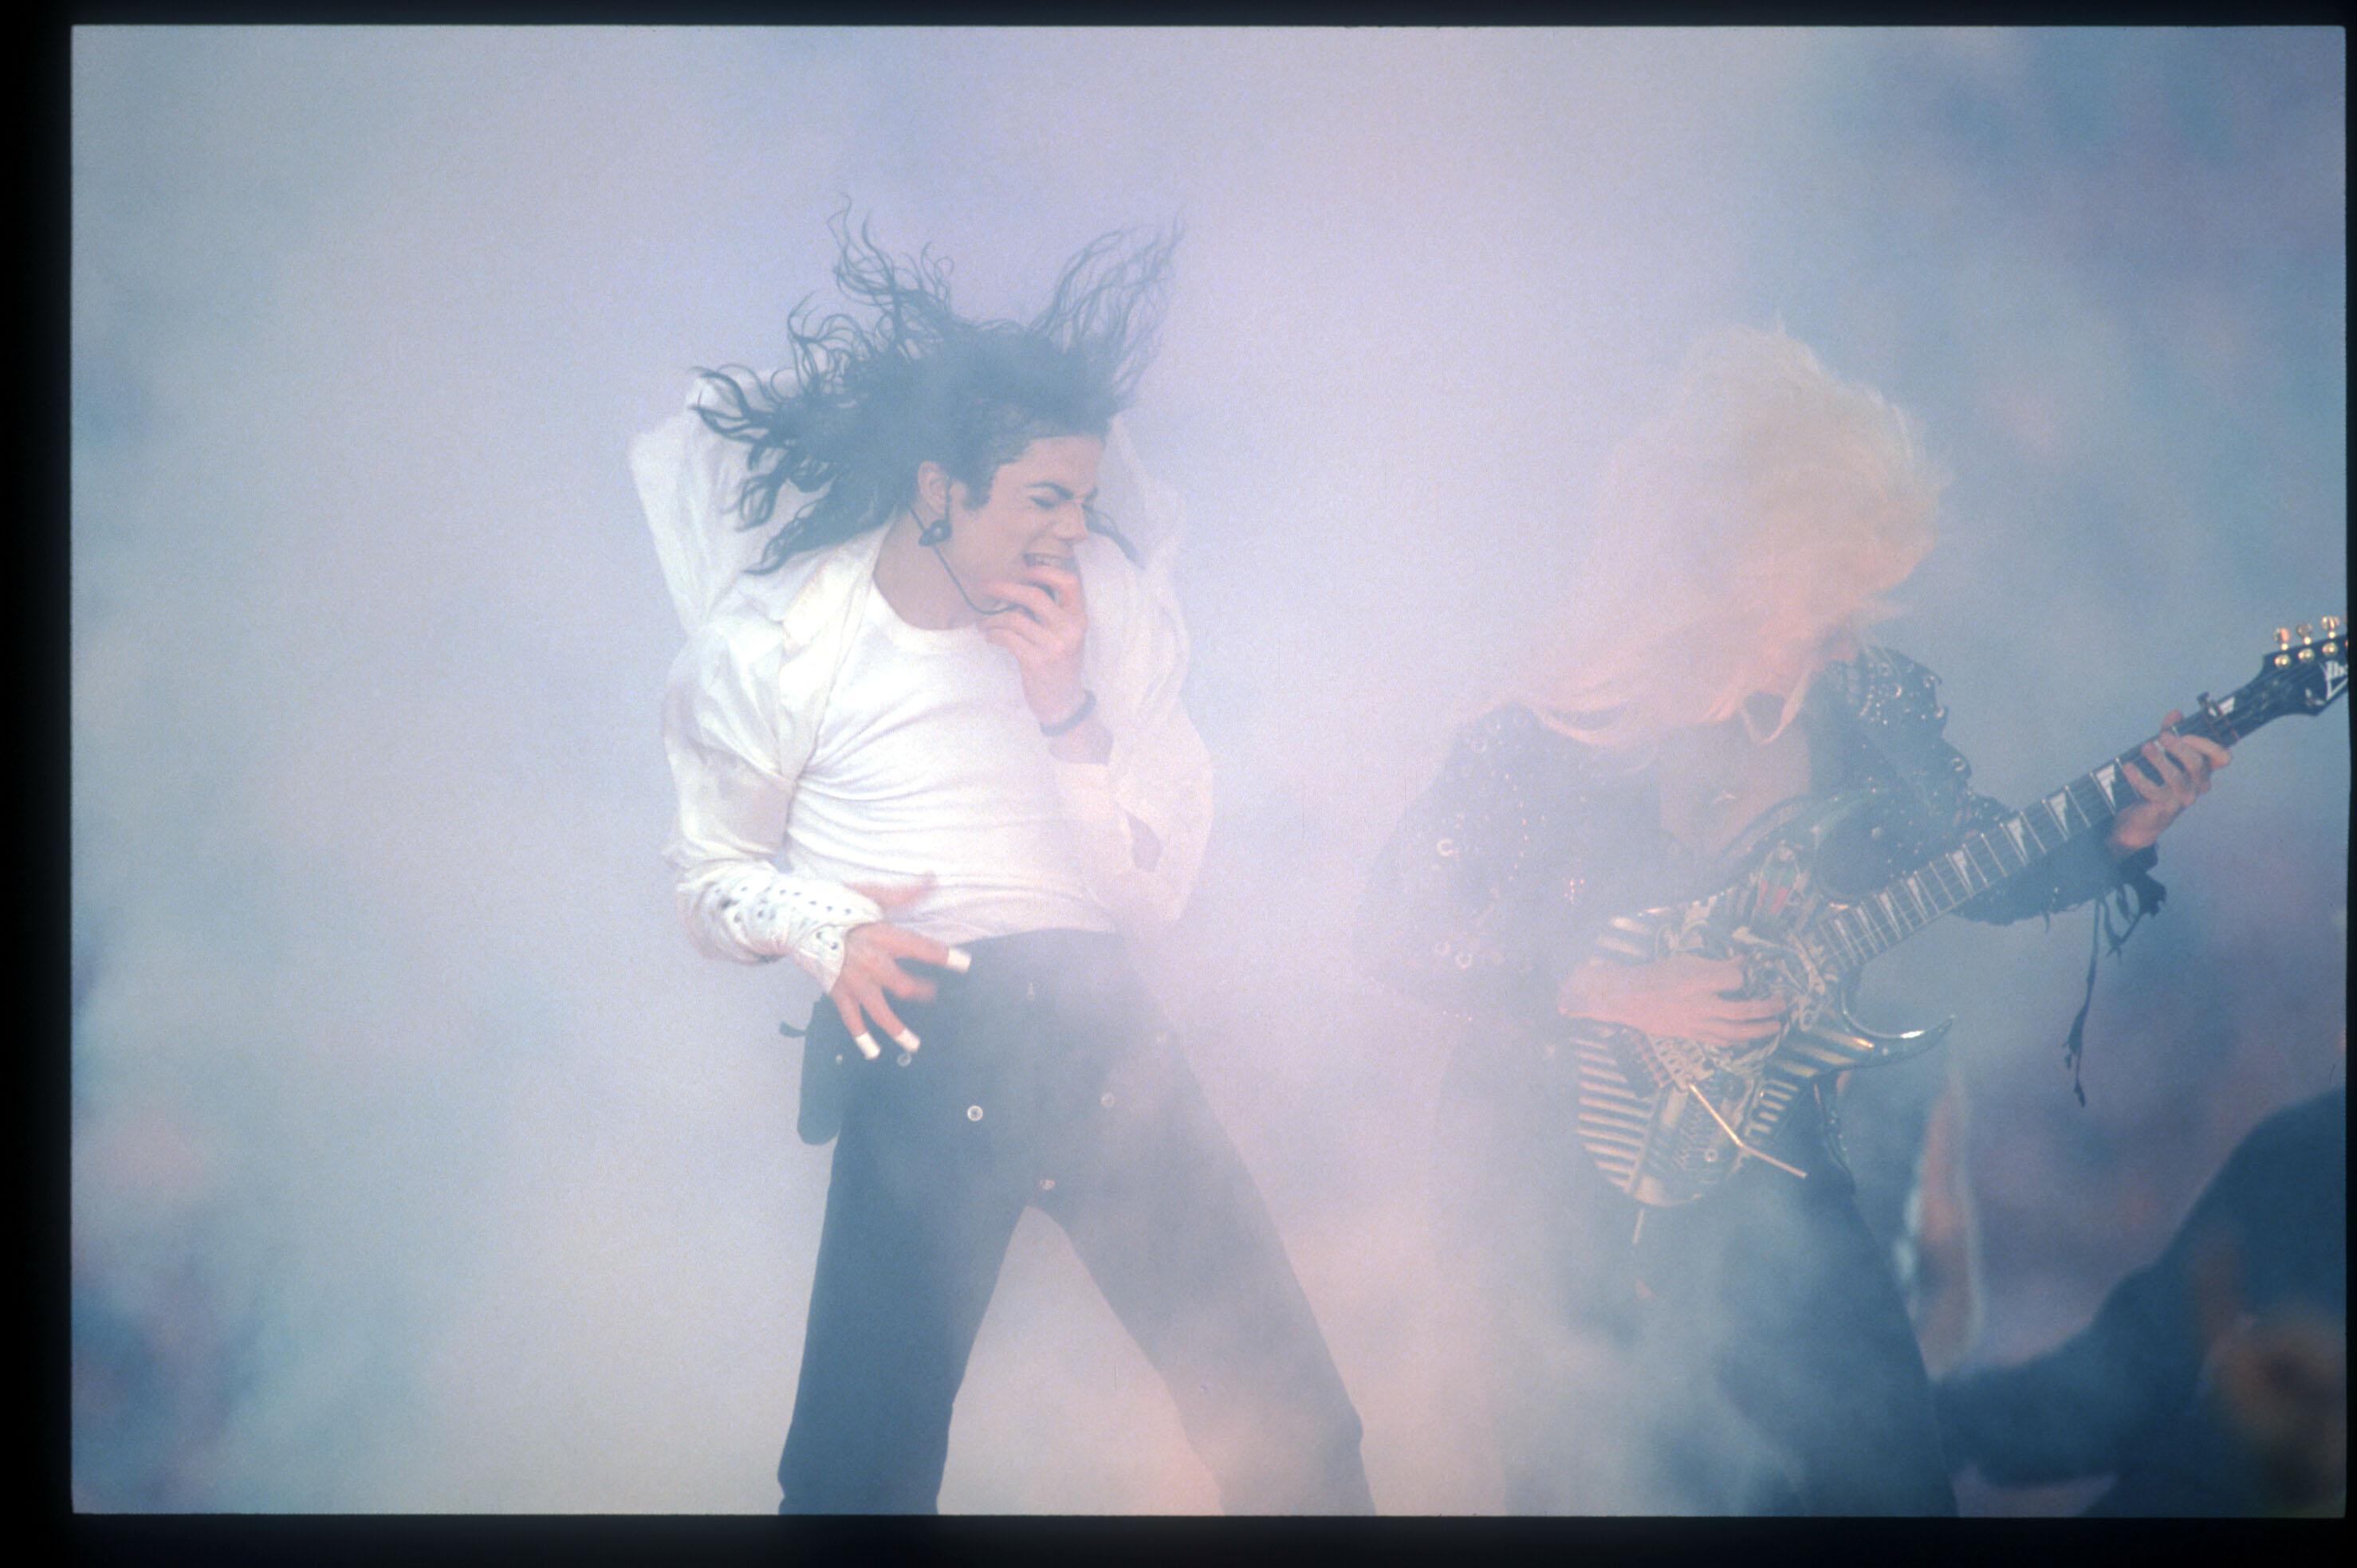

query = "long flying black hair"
692;210;1178;573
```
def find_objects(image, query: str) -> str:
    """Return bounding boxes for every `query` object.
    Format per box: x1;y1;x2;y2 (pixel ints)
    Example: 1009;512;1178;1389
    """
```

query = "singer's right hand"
830;880;962;1058
1556;953;1790;1047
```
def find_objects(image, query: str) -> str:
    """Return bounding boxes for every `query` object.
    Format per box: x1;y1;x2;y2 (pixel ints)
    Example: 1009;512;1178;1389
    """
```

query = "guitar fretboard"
1804;699;2247;973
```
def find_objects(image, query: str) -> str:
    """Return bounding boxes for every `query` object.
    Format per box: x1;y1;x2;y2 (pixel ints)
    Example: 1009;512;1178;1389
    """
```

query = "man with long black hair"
634;216;1371;1515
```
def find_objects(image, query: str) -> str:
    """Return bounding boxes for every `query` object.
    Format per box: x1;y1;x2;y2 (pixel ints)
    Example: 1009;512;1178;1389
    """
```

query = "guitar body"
1561;622;2345;1210
1566;792;1950;1208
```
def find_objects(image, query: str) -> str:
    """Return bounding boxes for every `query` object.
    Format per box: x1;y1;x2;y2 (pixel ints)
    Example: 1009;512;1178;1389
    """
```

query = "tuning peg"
2297;623;2315;643
2276;627;2295;650
2324;615;2343;637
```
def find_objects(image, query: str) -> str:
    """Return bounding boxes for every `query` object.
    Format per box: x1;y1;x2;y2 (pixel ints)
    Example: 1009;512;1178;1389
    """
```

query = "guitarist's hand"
2108;709;2231;855
1557;953;1790;1047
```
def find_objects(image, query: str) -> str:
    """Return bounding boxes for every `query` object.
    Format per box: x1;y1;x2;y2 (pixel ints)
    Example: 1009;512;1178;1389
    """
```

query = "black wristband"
1040;690;1097;737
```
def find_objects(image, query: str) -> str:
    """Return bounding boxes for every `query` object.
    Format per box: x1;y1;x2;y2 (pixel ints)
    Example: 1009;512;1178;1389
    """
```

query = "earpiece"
917;489;1009;618
918;470;953;547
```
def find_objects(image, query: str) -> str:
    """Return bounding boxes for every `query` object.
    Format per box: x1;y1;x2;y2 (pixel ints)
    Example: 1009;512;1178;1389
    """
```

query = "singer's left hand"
2107;709;2231;854
981;562;1090;726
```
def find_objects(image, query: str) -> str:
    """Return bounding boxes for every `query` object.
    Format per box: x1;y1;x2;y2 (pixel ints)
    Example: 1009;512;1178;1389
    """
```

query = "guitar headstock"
2211;615;2351;734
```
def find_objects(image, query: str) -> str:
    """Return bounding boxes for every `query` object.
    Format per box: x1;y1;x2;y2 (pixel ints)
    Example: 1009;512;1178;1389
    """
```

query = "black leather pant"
1433;1032;1957;1515
777;929;1373;1515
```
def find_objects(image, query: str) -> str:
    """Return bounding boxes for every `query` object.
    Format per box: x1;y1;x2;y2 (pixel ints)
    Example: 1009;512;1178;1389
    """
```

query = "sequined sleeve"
1353;705;1608;1021
1837;647;2163;927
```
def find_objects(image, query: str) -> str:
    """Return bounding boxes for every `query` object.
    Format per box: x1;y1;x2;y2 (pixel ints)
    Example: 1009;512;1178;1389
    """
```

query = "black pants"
778;929;1374;1515
1434;1034;1957;1515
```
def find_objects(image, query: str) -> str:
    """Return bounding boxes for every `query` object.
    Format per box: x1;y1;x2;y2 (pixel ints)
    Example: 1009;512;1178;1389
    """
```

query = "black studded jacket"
1354;646;2162;1034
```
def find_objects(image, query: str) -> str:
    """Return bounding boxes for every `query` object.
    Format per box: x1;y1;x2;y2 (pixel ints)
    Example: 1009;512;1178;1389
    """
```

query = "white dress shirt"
634;383;1214;991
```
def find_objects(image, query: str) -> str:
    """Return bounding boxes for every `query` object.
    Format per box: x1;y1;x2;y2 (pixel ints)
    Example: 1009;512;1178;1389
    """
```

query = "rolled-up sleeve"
661;611;880;989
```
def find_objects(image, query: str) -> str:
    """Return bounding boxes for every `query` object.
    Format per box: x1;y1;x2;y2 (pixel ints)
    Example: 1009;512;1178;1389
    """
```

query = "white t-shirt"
783;581;1116;946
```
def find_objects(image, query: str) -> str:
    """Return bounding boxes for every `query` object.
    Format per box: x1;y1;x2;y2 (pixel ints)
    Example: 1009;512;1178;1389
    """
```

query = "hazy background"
73;27;2345;1513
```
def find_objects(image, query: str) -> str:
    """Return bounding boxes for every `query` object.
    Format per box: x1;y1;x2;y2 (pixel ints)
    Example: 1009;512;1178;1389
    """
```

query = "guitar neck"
1810;700;2249;969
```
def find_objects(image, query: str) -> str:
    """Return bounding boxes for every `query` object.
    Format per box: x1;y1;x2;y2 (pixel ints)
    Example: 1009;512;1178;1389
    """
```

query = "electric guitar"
1568;620;2350;1208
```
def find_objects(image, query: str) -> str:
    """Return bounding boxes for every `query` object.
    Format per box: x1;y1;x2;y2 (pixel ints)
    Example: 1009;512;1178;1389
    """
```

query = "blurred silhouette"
1937;1082;2347;1515
1838;1051;1985;1380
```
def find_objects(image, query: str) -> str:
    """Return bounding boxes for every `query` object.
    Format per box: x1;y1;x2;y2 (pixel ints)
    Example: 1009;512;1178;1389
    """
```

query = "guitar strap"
2060;871;2168;1106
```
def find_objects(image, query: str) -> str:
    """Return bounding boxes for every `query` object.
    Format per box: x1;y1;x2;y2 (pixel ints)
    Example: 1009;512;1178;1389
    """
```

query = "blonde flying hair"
1530;326;1948;760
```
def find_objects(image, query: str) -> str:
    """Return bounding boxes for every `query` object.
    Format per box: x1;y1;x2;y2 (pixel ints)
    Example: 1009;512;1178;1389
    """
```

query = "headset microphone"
919;500;1017;618
920;493;1137;613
